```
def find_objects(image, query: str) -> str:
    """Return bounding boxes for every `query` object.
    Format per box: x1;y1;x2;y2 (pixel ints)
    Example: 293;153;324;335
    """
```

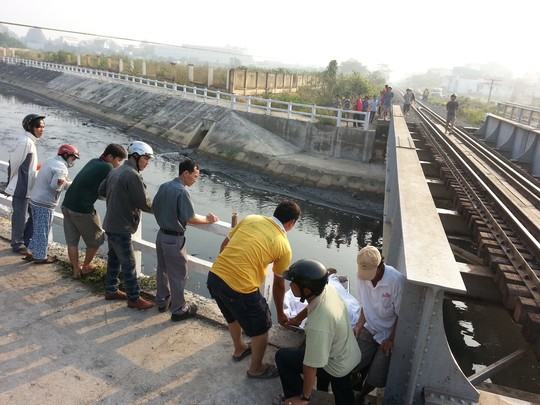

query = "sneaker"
158;296;171;313
105;290;128;300
14;246;30;255
171;303;197;322
127;297;154;310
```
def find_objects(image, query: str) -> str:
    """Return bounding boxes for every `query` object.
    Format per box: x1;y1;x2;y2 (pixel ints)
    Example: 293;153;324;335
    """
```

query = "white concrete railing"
0;159;274;302
0;56;370;129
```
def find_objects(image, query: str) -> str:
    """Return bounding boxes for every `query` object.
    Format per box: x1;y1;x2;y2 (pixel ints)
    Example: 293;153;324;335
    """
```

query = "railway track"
409;101;540;342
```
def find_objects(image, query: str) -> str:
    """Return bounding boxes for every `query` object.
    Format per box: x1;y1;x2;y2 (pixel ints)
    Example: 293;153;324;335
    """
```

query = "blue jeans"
105;232;140;301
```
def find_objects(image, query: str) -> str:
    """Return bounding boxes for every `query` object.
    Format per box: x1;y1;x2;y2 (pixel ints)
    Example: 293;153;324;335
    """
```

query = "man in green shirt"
62;144;126;278
275;260;361;405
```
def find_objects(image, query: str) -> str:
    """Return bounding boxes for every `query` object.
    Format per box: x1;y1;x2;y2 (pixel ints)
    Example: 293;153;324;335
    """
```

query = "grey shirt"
99;159;152;234
152;178;195;233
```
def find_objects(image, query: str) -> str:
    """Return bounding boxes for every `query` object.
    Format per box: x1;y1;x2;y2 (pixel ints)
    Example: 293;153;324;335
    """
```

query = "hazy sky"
3;0;540;80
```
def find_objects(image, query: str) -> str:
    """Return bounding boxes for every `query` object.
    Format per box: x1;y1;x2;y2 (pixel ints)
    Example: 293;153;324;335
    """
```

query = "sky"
3;0;540;81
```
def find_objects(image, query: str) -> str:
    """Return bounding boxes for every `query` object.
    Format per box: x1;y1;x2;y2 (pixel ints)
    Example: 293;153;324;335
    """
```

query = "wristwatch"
300;394;311;401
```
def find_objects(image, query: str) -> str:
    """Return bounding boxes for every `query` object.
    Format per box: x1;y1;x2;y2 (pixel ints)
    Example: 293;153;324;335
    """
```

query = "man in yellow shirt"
207;200;301;378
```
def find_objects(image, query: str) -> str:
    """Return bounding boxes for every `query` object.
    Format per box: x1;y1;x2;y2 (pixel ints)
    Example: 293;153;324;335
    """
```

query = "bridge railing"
382;106;478;404
496;101;540;128
0;56;369;129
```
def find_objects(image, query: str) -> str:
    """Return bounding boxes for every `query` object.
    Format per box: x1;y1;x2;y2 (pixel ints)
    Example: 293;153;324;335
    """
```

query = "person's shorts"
62;206;105;248
207;271;272;337
383;104;391;113
446;114;456;123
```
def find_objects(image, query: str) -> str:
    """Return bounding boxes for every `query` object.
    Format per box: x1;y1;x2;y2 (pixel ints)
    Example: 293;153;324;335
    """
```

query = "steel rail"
414;107;540;306
416;102;540;205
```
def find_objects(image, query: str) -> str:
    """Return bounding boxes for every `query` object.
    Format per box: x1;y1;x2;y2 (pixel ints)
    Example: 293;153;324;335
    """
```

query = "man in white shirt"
354;246;405;399
6;114;45;255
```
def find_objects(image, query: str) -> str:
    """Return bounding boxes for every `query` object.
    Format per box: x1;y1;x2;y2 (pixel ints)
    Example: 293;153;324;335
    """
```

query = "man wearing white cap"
354;246;405;399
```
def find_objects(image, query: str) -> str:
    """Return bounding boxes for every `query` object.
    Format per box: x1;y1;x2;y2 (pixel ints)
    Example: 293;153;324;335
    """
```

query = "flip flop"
246;364;279;379
232;345;252;362
22;254;33;262
81;264;97;275
33;255;58;265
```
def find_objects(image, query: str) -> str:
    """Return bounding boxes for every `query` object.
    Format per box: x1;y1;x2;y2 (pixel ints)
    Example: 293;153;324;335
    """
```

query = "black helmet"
283;259;328;300
22;114;45;132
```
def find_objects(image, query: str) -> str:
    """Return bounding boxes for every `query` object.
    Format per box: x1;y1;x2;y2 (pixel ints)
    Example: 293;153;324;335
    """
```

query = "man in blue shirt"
153;158;218;321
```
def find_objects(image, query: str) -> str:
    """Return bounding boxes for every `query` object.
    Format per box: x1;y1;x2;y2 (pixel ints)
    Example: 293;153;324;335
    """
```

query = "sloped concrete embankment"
0;64;385;194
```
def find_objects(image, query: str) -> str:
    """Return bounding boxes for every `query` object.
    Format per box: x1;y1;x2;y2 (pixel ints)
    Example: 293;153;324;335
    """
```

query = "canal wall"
0;63;385;194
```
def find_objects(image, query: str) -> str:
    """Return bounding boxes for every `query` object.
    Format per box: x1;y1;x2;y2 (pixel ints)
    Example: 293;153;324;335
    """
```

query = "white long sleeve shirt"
5;132;39;198
30;156;69;209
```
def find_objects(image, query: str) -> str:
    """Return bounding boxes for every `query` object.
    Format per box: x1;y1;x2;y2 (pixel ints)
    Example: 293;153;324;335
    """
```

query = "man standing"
99;141;154;310
445;94;459;134
6;114;45;255
383;86;394;120
26;144;79;264
207;201;300;378
62;144;127;278
403;88;415;115
153;158;218;321
275;260;361;405
354;246;405;400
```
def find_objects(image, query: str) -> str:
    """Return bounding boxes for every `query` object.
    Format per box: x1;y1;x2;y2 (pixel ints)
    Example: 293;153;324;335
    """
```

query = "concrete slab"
0;239;283;404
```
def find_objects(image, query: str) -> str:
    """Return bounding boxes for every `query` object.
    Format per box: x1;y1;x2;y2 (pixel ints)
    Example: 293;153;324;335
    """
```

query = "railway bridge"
384;102;540;404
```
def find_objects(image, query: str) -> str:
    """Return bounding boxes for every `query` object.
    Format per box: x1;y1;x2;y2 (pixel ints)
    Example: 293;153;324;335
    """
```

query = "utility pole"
485;78;502;103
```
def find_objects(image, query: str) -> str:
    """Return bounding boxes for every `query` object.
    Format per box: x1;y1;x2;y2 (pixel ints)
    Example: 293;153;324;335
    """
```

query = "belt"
160;229;184;236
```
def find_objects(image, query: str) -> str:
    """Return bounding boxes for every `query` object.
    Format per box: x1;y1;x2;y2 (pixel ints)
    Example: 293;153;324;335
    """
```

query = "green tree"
0;32;25;48
323;59;338;94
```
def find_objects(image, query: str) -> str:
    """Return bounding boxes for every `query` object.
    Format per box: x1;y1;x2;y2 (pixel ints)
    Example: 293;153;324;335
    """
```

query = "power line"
0;20;255;59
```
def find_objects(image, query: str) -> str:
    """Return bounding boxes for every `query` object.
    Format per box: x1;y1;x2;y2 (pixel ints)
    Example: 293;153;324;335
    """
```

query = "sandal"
22;254;33;262
81;264;97;275
33;255;58;265
246;364;279;379
232;344;252;362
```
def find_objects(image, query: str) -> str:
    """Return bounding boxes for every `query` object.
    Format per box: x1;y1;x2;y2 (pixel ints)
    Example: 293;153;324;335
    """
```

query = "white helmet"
127;141;154;158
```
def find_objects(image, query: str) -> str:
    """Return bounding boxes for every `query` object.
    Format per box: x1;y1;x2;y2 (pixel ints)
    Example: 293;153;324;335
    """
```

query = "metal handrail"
0;56;370;129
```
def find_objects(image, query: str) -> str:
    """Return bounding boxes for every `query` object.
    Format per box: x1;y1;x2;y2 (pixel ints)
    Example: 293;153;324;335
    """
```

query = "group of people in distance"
335;84;396;127
6;113;406;405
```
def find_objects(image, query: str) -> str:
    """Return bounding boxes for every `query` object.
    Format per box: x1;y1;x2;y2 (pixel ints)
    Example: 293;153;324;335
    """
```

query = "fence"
496;101;540;128
0;57;369;129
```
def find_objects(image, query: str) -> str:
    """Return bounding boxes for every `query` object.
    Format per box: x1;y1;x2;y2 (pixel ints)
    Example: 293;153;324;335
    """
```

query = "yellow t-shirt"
210;215;292;293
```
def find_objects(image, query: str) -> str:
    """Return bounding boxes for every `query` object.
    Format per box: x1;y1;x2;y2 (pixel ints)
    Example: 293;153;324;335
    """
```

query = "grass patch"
55;260;157;294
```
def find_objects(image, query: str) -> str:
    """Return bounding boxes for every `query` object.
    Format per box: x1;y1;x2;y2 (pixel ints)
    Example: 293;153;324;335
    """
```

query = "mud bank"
0;63;386;196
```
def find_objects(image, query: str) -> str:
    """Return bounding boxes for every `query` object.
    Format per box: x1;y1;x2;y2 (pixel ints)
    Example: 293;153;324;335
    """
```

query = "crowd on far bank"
6;113;405;405
334;84;396;126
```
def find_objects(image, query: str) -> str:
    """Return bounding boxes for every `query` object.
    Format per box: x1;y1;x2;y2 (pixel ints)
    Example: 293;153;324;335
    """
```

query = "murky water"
1;90;538;395
0;90;383;293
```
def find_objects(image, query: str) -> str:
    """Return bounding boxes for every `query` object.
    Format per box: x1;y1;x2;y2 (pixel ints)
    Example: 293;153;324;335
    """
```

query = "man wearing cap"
6;114;45;255
354;245;405;399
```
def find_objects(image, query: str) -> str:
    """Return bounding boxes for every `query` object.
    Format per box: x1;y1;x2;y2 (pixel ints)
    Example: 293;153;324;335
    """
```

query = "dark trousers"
275;347;355;405
105;232;140;301
10;196;33;251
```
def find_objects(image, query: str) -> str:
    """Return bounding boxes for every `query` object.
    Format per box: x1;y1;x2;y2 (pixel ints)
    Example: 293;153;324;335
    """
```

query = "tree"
0;32;25;48
339;59;368;75
323;60;338;94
